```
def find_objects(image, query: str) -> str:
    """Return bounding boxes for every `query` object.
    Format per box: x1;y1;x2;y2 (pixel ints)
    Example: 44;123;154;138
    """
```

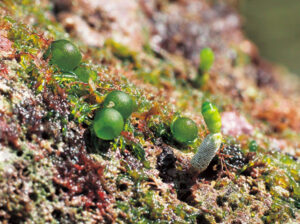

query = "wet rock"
55;0;146;50
157;145;177;182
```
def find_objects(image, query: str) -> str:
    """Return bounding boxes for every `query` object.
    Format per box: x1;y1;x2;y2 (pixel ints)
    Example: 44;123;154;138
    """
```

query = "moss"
1;0;299;223
104;39;140;68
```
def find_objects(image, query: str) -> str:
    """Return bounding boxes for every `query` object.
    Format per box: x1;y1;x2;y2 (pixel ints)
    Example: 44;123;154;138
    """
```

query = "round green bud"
249;140;258;152
201;101;222;133
103;91;134;120
93;108;124;140
44;39;82;71
171;117;198;144
73;65;97;83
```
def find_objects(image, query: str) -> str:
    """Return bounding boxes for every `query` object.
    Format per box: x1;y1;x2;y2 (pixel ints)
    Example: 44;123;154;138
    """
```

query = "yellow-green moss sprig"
193;47;214;87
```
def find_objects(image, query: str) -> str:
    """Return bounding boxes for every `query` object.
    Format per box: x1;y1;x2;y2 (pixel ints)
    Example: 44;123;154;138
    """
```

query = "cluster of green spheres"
45;40;98;84
171;117;198;144
44;40;136;141
93;91;134;140
44;40;221;144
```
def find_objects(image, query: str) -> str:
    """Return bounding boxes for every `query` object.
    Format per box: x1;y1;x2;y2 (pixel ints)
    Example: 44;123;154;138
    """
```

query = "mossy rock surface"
0;0;299;223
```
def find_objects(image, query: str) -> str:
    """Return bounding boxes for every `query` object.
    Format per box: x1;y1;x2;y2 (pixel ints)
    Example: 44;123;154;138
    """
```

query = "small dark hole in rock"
231;220;242;224
230;202;238;211
42;131;50;140
46;195;54;201
18;182;24;190
116;197;123;201
180;183;187;189
61;186;69;193
215;215;222;223
17;150;23;157
216;196;224;206
25;133;32;141
87;22;96;29
135;201;142;207
197;214;210;224
52;209;62;219
29;192;38;201
22;167;30;177
51;144;58;150
118;183;128;191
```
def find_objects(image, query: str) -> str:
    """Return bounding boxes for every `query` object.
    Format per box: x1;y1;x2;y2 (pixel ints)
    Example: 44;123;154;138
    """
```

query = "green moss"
116;172;197;224
105;39;140;68
73;64;97;83
199;48;215;73
192;47;215;87
1;1;300;223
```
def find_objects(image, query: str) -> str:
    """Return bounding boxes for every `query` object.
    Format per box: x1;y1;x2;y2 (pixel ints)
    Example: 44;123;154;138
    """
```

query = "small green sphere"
93;108;124;140
171;117;198;144
45;39;82;71
249;140;258;152
103;91;134;120
74;65;97;83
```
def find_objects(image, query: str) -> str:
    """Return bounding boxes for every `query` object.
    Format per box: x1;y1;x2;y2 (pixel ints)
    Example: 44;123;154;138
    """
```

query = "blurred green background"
239;0;300;75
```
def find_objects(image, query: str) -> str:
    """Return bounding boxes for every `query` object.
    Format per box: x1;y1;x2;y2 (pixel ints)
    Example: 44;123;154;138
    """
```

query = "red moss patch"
53;147;113;220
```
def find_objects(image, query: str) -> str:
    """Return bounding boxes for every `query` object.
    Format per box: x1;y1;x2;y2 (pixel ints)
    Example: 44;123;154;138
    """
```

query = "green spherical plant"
201;101;222;133
103;90;134;120
171;117;198;144
249;140;258;152
44;39;82;71
93;108;124;140
73;65;97;83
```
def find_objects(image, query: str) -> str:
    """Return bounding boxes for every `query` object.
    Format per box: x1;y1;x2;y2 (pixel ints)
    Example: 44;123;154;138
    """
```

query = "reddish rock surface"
221;111;254;136
0;35;12;52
